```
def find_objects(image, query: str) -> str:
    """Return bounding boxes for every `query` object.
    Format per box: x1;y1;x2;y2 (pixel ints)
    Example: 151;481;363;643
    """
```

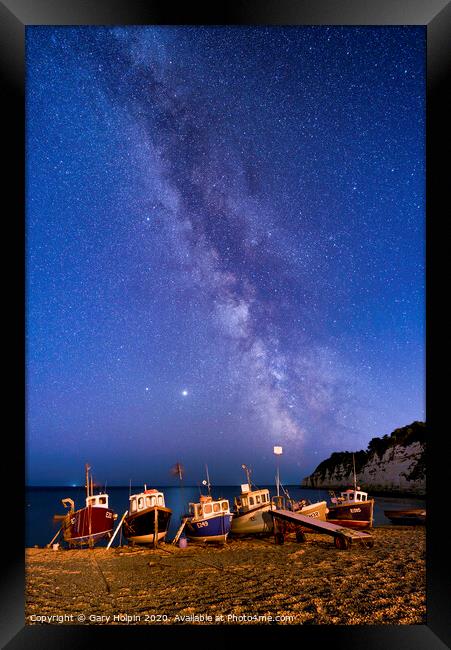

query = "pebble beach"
26;525;426;626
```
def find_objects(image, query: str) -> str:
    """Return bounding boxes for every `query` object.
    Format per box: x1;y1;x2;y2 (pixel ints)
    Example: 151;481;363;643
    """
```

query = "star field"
26;26;425;485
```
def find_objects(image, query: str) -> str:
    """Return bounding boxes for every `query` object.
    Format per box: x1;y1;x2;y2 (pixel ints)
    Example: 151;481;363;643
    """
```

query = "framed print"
1;0;449;648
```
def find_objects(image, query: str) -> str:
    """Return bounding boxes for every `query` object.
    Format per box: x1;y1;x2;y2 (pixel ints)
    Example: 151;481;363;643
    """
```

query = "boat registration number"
350;508;361;514
196;521;208;528
106;511;113;518
307;511;320;518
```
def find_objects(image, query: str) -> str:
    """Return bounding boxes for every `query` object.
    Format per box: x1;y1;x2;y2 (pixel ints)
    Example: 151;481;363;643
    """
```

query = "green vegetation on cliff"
309;421;426;483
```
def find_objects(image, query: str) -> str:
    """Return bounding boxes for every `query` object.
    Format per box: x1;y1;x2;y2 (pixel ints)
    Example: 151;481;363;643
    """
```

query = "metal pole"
153;507;159;549
46;526;62;548
106;511;128;549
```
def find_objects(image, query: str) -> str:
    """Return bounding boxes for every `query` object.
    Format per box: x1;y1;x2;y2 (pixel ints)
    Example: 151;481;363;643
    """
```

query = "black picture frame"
2;0;449;647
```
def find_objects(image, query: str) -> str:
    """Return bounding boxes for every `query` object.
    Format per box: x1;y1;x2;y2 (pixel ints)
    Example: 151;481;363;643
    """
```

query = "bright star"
182;389;188;396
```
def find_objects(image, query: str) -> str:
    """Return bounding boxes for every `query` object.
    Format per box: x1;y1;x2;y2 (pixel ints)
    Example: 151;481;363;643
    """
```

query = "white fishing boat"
231;464;328;536
231;465;273;535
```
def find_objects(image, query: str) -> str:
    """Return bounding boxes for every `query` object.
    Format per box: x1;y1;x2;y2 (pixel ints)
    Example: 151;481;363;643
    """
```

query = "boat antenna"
129;478;132;497
352;453;357;492
280;481;291;500
205;465;211;496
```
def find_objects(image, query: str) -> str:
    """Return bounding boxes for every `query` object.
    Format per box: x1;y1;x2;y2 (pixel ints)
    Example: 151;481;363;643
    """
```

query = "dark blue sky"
26;26;425;486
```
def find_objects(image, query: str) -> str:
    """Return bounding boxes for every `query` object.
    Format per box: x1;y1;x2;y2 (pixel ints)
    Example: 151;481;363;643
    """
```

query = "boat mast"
352;453;357;492
241;464;252;487
85;464;90;498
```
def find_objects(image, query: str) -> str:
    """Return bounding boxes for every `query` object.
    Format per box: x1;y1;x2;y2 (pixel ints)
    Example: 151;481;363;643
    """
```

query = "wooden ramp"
270;509;374;550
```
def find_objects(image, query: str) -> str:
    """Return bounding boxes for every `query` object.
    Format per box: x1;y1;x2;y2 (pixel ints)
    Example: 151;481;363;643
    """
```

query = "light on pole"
274;446;283;497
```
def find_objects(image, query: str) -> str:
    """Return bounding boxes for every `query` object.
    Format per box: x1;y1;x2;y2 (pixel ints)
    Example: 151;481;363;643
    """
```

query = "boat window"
131;499;137;512
213;502;220;513
242;498;247;507
222;501;228;511
189;504;195;516
204;504;212;514
138;497;144;509
361;494;366;501
356;494;361;501
99;496;106;505
249;497;254;506
158;495;164;506
348;493;353;500
262;494;267;502
255;495;260;504
146;497;151;508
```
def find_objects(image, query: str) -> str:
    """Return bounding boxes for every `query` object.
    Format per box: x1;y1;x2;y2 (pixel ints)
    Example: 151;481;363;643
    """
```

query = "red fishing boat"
56;464;117;548
326;455;374;529
326;487;374;529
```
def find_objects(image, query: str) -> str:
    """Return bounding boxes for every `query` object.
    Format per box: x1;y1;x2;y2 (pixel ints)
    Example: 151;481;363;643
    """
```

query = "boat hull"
232;501;328;535
327;499;374;529
384;509;426;525
185;513;233;543
283;501;329;534
123;507;172;544
231;504;273;535
62;506;115;546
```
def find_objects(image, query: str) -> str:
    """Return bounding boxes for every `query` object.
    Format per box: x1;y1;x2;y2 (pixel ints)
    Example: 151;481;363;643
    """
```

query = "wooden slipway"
269;509;374;550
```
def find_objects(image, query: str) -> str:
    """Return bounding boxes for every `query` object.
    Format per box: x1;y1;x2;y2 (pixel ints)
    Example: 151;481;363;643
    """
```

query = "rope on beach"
89;553;111;594
156;544;271;589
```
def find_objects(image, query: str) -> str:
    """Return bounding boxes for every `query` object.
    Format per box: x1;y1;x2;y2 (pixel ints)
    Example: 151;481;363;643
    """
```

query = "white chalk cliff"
302;422;425;495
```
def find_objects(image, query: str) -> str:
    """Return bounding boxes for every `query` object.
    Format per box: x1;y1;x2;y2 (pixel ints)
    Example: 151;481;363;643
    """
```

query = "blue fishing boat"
184;467;233;544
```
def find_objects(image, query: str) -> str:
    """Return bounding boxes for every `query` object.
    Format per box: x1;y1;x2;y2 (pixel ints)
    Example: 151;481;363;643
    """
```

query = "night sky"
26;26;425;486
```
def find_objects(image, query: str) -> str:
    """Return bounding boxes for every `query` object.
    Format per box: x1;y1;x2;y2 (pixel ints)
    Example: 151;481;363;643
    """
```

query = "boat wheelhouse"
59;465;116;548
123;486;172;546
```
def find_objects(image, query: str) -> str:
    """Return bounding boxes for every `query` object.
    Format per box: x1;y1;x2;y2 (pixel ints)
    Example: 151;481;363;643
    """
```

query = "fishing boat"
184;467;233;544
384;508;426;525
231;464;328;536
325;453;374;529
123;485;172;545
57;464;116;548
271;492;329;535
326;487;374;529
231;465;273;535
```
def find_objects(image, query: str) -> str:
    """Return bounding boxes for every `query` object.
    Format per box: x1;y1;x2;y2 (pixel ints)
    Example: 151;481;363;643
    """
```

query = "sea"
25;485;426;547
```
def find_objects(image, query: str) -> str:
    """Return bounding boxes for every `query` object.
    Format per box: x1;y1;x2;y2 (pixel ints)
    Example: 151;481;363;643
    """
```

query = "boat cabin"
331;488;369;505
189;495;230;521
234;484;271;513
129;489;165;514
86;493;109;508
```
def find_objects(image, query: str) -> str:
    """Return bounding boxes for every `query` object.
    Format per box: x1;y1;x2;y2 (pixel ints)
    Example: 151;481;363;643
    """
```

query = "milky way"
26;26;425;485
